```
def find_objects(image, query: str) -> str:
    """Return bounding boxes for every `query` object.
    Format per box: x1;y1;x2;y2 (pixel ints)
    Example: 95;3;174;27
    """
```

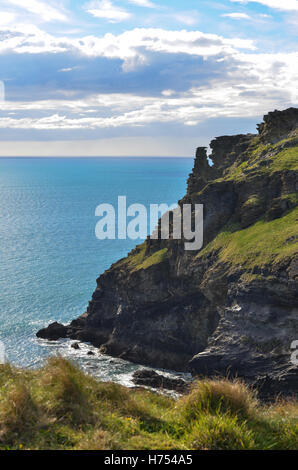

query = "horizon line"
0;155;194;159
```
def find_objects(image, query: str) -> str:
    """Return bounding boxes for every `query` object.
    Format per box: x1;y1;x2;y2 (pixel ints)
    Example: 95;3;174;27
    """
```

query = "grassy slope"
115;243;168;272
223;134;298;182
197;207;297;270
0;358;297;450
197;135;298;270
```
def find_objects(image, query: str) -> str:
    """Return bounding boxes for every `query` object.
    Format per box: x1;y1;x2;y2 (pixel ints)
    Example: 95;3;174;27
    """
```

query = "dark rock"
87;351;95;355
266;197;290;221
187;147;213;194
71;342;80;350
132;370;189;393
240;196;265;228
257;107;298;143
186;135;255;195
209;134;254;172
36;322;67;341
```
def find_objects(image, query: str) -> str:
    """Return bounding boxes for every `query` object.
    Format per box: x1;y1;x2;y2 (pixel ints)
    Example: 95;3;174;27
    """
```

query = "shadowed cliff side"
37;108;298;400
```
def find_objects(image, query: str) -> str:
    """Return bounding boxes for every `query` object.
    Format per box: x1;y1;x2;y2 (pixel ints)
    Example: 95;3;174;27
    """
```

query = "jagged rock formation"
37;108;298;399
257;107;298;143
132;369;189;393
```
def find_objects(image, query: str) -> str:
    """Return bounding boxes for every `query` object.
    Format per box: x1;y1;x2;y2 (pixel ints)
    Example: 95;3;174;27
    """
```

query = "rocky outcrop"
37;322;67;341
257;107;298;143
186;134;255;194
37;108;298;400
132;370;189;393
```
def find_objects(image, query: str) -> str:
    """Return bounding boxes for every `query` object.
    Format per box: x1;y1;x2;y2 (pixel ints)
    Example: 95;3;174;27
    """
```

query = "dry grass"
0;358;297;450
0;380;38;442
180;378;258;420
189;414;255;450
37;357;95;425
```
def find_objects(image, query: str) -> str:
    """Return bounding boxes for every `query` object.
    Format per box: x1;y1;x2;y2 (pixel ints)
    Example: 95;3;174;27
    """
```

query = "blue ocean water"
0;157;193;383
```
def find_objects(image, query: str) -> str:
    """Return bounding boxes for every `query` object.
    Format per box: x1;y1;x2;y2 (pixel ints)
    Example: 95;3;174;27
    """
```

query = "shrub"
180;378;258;420
0;364;15;387
0;381;38;441
189;414;255;450
39;357;94;425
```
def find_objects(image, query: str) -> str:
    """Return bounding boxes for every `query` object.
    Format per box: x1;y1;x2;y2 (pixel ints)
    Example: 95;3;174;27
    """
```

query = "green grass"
0;358;297;450
197;207;298;269
136;248;168;271
281;192;298;205
115;244;168;273
270;147;298;173
242;195;262;208
218;136;298;183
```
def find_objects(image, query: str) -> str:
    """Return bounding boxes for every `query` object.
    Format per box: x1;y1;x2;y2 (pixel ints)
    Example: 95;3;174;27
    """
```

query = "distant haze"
0;137;205;157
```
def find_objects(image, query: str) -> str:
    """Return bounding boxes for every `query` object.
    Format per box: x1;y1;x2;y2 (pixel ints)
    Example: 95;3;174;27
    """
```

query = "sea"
0;157;193;386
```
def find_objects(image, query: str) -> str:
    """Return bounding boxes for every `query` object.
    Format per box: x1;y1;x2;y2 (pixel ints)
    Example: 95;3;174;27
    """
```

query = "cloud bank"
0;0;297;155
230;0;298;12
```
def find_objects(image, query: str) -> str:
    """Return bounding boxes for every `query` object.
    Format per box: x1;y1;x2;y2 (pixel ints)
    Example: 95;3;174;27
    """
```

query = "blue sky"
0;0;297;156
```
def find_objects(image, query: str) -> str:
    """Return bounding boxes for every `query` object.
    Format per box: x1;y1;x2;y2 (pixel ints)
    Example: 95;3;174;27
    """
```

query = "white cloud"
0;24;68;54
162;90;175;97
0;24;296;136
58;66;81;73
172;12;200;25
0;12;15;25
127;0;155;7
1;51;297;130
87;0;131;23
222;12;252;19
0;26;256;74
0;26;255;66
230;0;298;12
5;0;67;22
59;68;74;73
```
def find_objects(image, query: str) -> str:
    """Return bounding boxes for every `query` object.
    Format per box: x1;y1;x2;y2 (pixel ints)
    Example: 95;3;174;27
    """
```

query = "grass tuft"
189;414;255;450
180;378;258;420
38;357;94;425
0;380;38;442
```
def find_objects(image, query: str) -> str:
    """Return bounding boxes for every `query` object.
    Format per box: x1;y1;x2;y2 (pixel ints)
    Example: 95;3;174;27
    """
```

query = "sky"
0;0;297;156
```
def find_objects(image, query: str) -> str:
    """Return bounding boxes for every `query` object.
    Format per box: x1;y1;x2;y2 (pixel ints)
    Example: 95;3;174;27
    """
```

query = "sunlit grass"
198;207;297;269
0;358;297;450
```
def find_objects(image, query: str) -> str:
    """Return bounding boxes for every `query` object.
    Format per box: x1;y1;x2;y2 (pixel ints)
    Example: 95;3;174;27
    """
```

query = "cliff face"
37;108;298;399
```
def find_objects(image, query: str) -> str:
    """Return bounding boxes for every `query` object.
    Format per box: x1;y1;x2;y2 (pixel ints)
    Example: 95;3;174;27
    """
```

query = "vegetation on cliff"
0;358;297;450
197;206;297;269
116;244;169;273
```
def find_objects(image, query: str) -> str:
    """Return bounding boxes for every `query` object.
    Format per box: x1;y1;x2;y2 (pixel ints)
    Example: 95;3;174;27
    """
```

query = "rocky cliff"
37;108;298;399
